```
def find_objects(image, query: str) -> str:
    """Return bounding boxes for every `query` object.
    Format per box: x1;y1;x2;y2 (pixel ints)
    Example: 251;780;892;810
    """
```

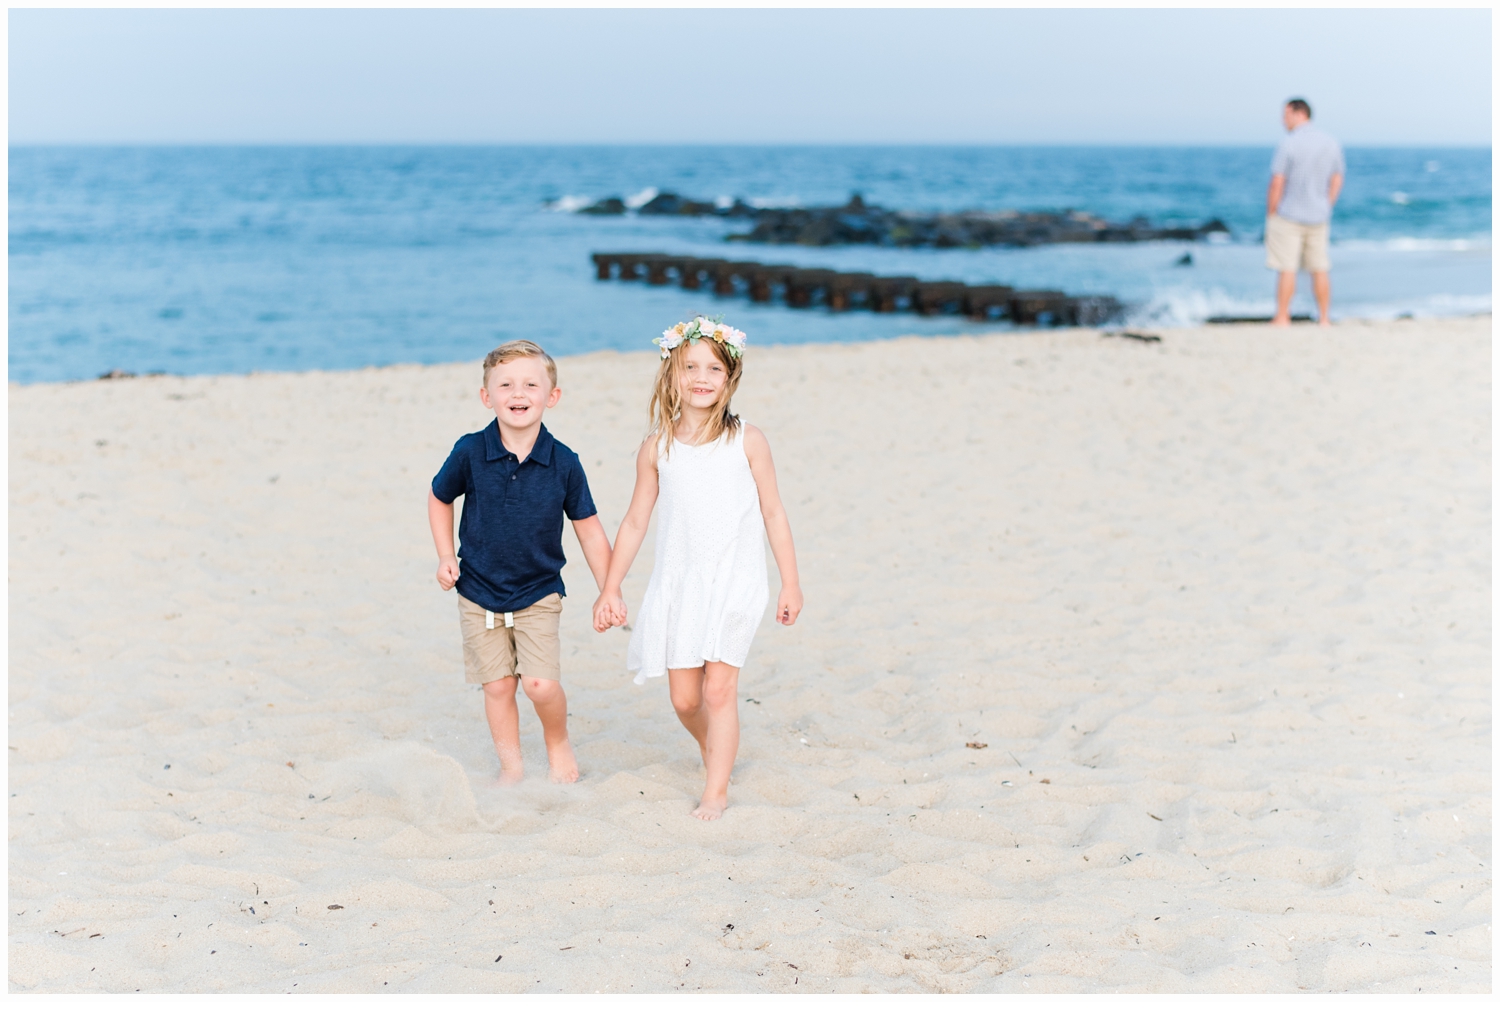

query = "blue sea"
8;145;1491;384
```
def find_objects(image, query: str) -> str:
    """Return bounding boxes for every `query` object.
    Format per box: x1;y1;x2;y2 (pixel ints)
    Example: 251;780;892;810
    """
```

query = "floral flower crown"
653;316;748;361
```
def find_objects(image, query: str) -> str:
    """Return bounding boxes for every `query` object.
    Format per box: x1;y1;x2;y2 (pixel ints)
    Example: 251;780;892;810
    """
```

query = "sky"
7;8;1493;146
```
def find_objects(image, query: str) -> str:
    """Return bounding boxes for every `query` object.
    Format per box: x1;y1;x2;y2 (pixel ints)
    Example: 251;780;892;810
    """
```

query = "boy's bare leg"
482;677;525;784
693;661;740;821
668;667;710;768
522;677;578;783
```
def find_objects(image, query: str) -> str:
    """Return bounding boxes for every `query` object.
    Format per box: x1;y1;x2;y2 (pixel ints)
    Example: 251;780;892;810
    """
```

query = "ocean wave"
1337;292;1492;320
1335;236;1492;253
1129;285;1491;327
1128;287;1271;327
746;195;802;209
623;187;659;210
544;195;594;213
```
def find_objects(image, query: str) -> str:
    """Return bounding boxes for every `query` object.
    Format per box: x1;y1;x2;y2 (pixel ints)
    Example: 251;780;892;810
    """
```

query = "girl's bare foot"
691;795;727;821
498;765;524;785
547;738;580;783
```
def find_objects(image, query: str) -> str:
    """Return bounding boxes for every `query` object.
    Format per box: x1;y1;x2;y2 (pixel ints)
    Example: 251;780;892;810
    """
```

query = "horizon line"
9;140;1493;150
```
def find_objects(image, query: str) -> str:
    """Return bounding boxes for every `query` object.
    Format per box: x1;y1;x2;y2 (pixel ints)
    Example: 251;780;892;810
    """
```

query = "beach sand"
8;316;1491;993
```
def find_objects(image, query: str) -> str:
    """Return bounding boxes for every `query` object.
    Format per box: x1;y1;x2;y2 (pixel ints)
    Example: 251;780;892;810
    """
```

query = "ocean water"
8;145;1491;384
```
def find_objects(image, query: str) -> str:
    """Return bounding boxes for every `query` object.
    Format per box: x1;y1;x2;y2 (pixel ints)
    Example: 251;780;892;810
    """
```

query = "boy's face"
678;339;728;411
480;356;560;434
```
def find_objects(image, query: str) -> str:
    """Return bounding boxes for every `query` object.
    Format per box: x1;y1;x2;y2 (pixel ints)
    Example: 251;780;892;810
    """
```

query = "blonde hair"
484;340;557;387
649;335;743;455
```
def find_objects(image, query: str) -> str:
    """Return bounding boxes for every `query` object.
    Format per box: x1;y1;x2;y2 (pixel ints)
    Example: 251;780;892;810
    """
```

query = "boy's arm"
743;425;803;626
428;489;460;591
571;514;612;592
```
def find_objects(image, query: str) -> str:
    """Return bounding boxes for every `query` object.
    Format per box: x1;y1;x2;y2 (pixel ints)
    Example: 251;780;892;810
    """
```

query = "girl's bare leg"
695;661;740;820
668;666;710;767
482;677;525;784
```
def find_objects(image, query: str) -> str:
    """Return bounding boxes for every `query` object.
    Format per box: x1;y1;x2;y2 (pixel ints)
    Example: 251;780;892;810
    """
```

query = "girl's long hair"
648;337;743;456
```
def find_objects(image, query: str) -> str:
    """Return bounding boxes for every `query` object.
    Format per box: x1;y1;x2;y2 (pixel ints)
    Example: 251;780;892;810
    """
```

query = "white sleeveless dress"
627;424;769;685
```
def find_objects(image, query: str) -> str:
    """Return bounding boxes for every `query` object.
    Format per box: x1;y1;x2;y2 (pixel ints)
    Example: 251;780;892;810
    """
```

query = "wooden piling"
963;285;1016;321
1009;290;1071;325
869;277;920;313
912;281;969;316
827;273;877;312
588;251;1124;327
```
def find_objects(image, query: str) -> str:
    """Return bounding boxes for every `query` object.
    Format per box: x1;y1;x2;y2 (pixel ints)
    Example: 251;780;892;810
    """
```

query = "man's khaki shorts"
457;592;562;684
1265;213;1331;273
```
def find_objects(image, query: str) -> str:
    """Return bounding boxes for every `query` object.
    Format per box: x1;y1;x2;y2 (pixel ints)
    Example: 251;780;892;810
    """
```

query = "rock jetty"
574;192;1229;249
590;252;1125;327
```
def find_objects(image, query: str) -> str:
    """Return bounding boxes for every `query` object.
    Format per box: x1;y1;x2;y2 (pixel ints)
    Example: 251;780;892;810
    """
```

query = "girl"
593;316;803;821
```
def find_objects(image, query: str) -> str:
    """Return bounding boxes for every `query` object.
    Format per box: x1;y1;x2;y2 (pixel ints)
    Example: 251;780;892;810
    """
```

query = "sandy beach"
8;316;1490;993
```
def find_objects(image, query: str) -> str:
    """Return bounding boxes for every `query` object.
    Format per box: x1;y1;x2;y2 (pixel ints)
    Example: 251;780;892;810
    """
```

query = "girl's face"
678;339;728;410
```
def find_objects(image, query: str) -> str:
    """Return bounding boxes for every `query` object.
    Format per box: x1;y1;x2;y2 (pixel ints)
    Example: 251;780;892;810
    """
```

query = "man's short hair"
484;339;557;387
1286;98;1312;119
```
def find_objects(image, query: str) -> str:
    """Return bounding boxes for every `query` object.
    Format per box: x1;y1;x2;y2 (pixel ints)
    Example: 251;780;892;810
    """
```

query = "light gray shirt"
1271;123;1346;225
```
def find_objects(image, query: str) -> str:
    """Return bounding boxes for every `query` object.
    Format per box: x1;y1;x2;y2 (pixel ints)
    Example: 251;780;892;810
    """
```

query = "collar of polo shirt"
483;420;556;466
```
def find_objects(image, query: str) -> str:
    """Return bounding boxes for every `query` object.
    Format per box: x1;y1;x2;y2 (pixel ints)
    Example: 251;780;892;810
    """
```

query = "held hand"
593;592;627;633
435;557;460;591
775;585;803;626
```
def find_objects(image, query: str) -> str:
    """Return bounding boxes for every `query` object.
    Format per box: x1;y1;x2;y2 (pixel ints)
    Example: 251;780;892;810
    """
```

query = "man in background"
1266;98;1345;326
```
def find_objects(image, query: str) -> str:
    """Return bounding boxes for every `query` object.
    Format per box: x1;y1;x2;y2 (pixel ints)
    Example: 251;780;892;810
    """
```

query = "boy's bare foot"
498;766;524;786
547;738;579;783
691;795;727;821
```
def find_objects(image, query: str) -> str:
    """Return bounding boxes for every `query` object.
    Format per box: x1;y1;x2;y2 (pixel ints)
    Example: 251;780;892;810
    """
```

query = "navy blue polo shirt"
431;421;597;614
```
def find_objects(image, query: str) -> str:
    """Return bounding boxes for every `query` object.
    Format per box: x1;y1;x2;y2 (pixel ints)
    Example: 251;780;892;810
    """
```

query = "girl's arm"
592;439;660;632
743;425;803;626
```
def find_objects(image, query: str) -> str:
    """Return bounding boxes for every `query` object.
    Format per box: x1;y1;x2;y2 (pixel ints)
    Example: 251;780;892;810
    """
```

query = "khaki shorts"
1265;213;1331;273
457;592;562;684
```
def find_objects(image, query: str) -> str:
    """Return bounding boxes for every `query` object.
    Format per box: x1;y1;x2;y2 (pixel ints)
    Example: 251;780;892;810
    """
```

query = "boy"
428;340;611;783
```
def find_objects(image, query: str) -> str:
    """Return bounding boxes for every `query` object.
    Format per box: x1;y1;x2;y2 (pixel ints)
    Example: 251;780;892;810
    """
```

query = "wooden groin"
590;252;1124;326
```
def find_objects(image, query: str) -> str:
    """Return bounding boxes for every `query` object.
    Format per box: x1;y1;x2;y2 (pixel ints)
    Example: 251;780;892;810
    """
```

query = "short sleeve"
1270;138;1291;176
431;438;471;504
563;457;598;521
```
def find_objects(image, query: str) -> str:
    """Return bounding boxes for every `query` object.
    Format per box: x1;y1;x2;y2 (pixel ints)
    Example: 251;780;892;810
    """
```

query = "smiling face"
677;338;730;412
480;355;560;435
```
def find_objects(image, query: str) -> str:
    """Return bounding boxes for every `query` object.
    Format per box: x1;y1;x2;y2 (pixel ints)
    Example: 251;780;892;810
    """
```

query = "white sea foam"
1337;292;1492;320
1336;236;1491;253
545;195;594;213
1129;284;1491;327
747;195;802;209
1129;287;1271;326
624;187;659;210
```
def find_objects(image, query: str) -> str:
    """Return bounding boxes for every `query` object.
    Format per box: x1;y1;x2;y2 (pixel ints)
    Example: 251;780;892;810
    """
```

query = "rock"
579;197;626;215
574;190;1232;248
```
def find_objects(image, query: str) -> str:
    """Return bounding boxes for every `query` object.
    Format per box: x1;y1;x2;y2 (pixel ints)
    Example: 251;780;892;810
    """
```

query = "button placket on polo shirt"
502;454;518;504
